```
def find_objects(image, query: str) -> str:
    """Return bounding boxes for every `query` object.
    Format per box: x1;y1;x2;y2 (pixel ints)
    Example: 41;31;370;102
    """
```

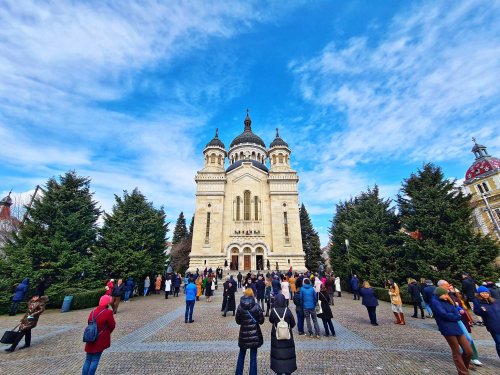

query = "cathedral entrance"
256;255;263;271
231;255;239;270
243;255;251;270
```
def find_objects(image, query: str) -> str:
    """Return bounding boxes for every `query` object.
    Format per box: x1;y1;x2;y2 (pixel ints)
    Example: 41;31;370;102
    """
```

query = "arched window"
252;151;256;160
278;154;284;163
254;196;259;220
205;212;211;241
218;155;222;165
285;155;289;164
236;196;241;220
272;155;276;164
244;190;251;220
283;212;289;237
257;153;260;161
211;154;216;163
235;154;238;161
240;152;244;160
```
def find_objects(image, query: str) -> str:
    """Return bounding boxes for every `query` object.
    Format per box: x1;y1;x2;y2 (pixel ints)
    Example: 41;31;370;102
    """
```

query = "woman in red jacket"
82;295;116;375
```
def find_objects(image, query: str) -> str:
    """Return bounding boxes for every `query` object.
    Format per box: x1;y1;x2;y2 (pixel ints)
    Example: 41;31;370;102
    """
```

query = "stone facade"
189;113;306;272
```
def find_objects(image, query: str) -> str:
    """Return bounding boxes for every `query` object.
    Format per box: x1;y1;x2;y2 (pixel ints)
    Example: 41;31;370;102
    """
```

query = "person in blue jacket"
185;277;197;323
473;286;500;358
431;286;473;374
350;275;360;300
124;277;134;302
9;278;29;316
173;274;182;297
360;281;379;326
299;278;320;338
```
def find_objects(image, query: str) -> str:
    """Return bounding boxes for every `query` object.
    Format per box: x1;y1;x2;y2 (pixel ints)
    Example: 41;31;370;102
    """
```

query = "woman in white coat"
164;276;172;299
335;276;341;297
281;276;290;306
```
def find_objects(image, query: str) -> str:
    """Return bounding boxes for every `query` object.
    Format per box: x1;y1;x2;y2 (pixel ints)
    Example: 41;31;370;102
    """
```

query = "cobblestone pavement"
1;286;499;375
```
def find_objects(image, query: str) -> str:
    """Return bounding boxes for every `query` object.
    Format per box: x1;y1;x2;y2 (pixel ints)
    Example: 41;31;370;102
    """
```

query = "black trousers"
366;306;377;324
413;302;424;317
10;329;31;350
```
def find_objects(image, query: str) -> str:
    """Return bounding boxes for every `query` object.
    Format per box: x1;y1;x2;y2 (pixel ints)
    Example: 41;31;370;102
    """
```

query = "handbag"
1;324;21;344
211;282;215;291
315;293;323;315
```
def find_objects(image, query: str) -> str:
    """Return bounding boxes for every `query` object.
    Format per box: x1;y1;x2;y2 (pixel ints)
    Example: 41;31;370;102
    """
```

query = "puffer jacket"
431;295;462;336
292;291;303;312
317;291;333;319
422;285;436;304
12;278;29;302
299;283;317;310
473;298;500;334
269;294;297;374
19;296;47;331
255;279;266;300
235;296;264;349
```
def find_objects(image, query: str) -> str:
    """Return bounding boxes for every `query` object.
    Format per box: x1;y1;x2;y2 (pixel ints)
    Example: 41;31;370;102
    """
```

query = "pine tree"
1;171;101;291
188;215;194;238
329;186;401;285
95;188;167;280
300;203;322;272
172;212;188;245
397;163;499;284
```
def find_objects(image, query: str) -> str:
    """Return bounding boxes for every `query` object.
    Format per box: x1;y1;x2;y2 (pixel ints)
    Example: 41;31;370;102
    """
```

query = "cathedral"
188;112;306;272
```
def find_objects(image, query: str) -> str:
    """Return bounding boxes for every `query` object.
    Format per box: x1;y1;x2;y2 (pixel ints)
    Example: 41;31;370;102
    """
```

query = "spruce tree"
188;215;194;238
1;171;101;291
329;186;401;285
172;212;188;245
397;163;499;284
95;188;167;280
300;203;322;272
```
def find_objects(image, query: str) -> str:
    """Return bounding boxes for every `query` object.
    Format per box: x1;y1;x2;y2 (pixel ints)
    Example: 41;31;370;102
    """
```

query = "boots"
393;312;401;324
399;313;406;325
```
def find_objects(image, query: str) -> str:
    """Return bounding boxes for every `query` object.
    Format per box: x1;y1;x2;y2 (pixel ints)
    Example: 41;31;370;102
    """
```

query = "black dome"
230;112;266;148
206;128;225;149
226;160;269;173
270;128;289;148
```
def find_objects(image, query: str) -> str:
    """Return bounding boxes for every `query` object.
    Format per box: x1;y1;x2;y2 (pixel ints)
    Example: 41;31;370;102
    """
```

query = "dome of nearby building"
465;139;500;182
205;128;225;149
230;112;266;148
269;128;289;148
0;192;12;206
226;159;269;173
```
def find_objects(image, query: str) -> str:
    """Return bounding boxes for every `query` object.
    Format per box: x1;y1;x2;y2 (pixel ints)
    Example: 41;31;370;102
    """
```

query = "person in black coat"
269;294;297;375
223;276;237;317
408;278;425;319
360;281;379;326
235;288;264;375
317;284;335;336
255;275;266;310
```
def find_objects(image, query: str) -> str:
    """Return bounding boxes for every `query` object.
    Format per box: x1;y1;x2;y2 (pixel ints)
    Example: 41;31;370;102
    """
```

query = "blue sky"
1;0;499;245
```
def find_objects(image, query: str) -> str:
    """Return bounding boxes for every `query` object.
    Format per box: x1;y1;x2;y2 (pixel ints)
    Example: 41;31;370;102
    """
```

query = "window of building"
272;155;276;164
495;208;500;221
482;182;489;192
218;155;222;165
254;196;259;220
211;154;216;163
278;154;283;163
283;212;289;237
477;184;484;194
236;196;241;221
244;190;251;220
205;212;211;240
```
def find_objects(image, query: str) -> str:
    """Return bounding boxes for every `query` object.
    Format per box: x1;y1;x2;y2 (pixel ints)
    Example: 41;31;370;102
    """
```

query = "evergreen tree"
397;163;499;284
1;171;101;291
172;212;188;245
300;203;322;272
188;215;195;238
329;186;401;285
95;188;167;280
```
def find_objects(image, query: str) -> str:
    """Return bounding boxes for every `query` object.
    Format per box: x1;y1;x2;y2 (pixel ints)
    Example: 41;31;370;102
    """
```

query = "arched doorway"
255;247;264;271
243;247;252;271
230;247;239;270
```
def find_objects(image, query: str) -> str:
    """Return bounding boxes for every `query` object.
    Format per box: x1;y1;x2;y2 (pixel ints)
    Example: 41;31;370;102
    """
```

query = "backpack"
273;308;290;340
83;309;106;343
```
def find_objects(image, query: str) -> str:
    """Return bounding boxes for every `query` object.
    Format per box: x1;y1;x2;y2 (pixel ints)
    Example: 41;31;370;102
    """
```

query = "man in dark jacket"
237;272;243;289
486;281;500;300
461;272;483;325
111;279;124;314
255;275;266;310
408;279;425;319
124;277;134;302
269;294;297;374
235;289;264;375
9;278;29;316
350;275;360;300
293;286;304;335
223;276;237;317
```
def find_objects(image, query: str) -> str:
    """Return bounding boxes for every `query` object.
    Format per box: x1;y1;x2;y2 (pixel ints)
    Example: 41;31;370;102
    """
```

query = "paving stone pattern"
0;286;499;374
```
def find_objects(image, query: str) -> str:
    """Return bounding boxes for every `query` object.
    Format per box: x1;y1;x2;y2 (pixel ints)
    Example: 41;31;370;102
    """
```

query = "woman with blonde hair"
387;279;405;325
360;281;379;326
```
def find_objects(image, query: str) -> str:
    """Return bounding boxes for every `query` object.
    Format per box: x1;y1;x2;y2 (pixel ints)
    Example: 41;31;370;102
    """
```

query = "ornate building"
188;112;306;272
462;139;500;241
0;192;21;251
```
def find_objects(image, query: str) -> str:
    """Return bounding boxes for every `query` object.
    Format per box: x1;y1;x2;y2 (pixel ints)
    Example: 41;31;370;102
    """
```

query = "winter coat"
125;278;134;292
195;279;202;297
334;277;341;292
361;288;379;307
299;284;317;310
295;276;303;290
143;278;150;288
350;277;359;291
269;294;297;374
155;277;162;290
281;281;290;300
174;276;181;288
164;279;171;292
486;285;500;300
84;306;116;354
205;281;213;297
111;284;124;298
317;291;333;319
12;278;29;302
235;296;264;349
185;283;197;301
314;278;322;293
255;279;266;300
289;277;296;293
473;298;500;334
292;291;303;312
388;284;402;305
225;279;237;311
105;281;114;296
19;296;47;331
461;277;477;301
325;278;335;294
272;278;281;295
422;285;436;304
246;282;257;296
408;282;422;303
237;273;243;281
431;295;463;336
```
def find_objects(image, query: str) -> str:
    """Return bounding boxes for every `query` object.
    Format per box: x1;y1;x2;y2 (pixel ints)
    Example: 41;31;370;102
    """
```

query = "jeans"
303;308;320;335
10;329;31;350
458;320;478;360
238;280;242;288
143;287;148;296
9;301;20;315
185;300;195;322
82;352;102;375
444;335;473;375
322;318;335;336
124;291;131;301
366;306;377;324
424;303;433;317
296;309;304;333
235;347;257;375
257;298;264;311
491;331;500;358
352;289;360;300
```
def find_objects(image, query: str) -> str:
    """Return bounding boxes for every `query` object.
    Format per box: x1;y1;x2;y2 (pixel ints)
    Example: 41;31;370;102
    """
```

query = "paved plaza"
1;286;499;375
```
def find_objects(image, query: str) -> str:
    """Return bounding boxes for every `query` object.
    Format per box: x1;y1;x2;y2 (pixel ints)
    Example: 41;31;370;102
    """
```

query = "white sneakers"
471;359;482;366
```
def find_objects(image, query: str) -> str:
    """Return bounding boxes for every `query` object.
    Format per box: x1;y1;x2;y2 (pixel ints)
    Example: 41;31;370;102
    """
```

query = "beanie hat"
99;295;112;307
477;286;490;294
434;287;449;297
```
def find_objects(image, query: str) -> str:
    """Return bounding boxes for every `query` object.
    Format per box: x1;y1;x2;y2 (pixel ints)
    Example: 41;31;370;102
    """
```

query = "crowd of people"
3;268;499;375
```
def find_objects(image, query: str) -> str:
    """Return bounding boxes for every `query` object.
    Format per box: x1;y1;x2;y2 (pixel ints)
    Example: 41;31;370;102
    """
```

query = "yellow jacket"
388;284;402;305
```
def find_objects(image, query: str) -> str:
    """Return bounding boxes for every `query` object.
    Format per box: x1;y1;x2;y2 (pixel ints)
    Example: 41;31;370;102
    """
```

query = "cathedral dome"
465;139;500;182
205;128;225;149
269;128;289;148
226;159;269;173
230;112;266;148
